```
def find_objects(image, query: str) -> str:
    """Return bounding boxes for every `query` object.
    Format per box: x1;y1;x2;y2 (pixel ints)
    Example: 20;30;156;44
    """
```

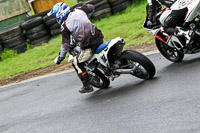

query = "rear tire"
155;38;184;62
119;50;156;80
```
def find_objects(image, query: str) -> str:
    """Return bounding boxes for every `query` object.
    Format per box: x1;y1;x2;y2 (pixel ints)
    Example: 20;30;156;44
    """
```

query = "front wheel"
119;50;156;80
88;69;110;89
155;38;184;62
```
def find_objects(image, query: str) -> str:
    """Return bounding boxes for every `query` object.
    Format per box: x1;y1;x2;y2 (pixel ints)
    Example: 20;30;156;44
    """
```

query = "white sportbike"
144;0;200;62
68;37;156;89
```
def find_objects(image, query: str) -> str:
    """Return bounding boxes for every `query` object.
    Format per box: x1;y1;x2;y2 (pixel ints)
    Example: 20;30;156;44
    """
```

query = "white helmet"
48;2;70;24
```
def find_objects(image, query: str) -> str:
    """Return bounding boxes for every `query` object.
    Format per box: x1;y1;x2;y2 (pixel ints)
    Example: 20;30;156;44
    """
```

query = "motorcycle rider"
147;0;193;45
48;2;104;93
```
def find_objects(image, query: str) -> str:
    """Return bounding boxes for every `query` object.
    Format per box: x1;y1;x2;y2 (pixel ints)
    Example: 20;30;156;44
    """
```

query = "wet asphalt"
1;52;200;133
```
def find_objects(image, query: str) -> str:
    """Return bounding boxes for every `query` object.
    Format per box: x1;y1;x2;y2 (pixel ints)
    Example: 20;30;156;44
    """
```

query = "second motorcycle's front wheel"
119;50;156;80
155;38;184;62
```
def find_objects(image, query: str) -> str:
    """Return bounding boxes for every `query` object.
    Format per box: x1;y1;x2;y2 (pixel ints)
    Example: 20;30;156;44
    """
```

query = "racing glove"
54;55;65;64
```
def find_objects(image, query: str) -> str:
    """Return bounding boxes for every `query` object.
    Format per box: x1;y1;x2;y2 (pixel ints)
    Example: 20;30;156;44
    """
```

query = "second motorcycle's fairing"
143;0;200;62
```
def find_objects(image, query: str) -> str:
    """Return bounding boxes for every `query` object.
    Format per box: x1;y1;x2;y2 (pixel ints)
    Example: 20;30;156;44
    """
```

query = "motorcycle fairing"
87;37;124;68
156;29;171;43
167;35;184;49
185;0;200;22
159;8;171;26
143;15;160;35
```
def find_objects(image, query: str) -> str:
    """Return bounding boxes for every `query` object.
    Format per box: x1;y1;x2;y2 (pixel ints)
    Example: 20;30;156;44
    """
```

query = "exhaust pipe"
114;69;134;74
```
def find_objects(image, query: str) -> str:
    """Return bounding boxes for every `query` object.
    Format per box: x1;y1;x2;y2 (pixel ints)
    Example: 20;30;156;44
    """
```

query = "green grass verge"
92;0;153;46
0;36;62;79
67;0;78;6
0;0;153;80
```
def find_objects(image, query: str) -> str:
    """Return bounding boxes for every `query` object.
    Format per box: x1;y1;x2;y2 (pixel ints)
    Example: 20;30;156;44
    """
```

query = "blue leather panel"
95;40;111;54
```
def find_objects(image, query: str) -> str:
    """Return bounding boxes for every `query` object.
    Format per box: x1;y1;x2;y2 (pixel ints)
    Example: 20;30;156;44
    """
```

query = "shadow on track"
162;55;200;73
85;77;159;102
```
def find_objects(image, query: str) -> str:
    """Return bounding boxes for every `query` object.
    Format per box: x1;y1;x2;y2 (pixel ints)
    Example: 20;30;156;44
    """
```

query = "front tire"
119;50;156;80
88;69;110;89
155;38;184;62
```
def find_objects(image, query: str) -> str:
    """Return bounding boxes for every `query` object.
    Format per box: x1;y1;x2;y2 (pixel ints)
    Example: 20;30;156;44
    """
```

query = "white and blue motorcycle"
68;37;156;89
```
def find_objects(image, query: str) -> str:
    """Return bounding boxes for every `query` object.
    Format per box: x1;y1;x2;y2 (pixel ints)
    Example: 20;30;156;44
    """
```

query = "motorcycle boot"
174;27;193;45
78;72;94;93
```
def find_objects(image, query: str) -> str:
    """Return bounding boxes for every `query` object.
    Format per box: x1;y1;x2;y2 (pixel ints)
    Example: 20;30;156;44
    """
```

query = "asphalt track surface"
1;52;200;133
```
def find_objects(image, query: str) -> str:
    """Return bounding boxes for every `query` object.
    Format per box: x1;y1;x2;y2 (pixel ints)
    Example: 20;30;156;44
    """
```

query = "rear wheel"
88;69;110;89
119;50;156;80
155;38;184;62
